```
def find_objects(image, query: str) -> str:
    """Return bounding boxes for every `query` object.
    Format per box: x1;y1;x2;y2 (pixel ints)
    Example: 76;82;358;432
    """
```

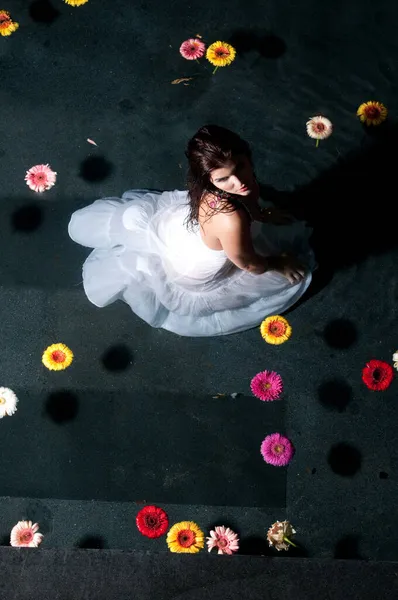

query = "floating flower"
25;164;57;193
260;315;292;345
261;433;294;467
206;41;236;74
393;351;398;371
42;343;74;371
166;521;204;553
0;10;19;36
64;0;89;5
250;370;283;402
357;101;387;126
136;505;169;539
0;387;18;418
362;359;393;391
179;38;206;60
306;116;333;147
267;520;297;551
10;521;43;547
206;526;239;555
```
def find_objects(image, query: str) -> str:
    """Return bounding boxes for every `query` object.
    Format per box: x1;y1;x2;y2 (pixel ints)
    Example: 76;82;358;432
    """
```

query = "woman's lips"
238;185;248;192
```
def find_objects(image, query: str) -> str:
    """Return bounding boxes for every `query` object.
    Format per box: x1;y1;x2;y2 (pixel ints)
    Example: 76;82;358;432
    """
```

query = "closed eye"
215;162;244;183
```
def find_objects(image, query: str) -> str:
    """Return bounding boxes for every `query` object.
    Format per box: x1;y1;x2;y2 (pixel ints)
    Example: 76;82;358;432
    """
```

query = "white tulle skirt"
68;189;316;336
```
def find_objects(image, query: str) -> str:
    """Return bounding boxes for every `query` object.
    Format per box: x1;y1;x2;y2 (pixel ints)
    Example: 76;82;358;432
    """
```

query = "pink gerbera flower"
10;521;43;547
206;526;239;555
179;38;206;60
261;433;295;467
25;164;57;193
250;370;283;401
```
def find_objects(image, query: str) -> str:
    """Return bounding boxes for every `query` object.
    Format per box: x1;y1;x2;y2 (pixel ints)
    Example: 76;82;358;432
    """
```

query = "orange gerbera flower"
0;10;19;36
166;521;204;553
64;0;89;5
42;343;74;371
357;101;387;126
260;315;292;345
206;41;236;74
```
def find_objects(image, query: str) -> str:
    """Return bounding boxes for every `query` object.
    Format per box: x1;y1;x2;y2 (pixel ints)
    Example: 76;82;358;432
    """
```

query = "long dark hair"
185;125;253;228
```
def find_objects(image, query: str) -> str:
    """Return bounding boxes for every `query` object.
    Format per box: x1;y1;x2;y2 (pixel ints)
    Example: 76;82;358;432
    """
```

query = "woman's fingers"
286;268;305;284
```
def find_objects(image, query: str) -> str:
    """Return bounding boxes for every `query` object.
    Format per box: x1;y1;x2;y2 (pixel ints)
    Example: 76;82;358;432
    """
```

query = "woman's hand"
267;255;305;284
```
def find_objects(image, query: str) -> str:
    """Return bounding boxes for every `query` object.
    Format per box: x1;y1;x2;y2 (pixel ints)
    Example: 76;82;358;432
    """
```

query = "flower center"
273;444;284;454
218;537;228;548
263;382;271;390
314;123;325;132
20;531;33;543
372;368;382;381
216;48;228;57
269;321;286;336
51;350;66;363
36;174;45;181
177;529;195;547
0;14;11;24
0;397;5;405
365;106;380;119
145;515;158;528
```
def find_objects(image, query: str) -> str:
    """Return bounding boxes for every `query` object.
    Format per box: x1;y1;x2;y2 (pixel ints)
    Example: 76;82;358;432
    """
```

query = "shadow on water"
271;122;398;267
259;122;398;297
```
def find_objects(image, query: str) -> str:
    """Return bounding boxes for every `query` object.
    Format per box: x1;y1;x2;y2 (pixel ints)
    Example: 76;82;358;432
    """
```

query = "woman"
68;125;315;336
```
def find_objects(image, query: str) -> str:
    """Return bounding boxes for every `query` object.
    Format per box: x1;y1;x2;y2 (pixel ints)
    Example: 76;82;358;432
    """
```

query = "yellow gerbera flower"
260;315;292;345
42;343;74;371
166;521;204;554
357;101;387;126
64;0;89;6
0;10;19;36
206;41;236;74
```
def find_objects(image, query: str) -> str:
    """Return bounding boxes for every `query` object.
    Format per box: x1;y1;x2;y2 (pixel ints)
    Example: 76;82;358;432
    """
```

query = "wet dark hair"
185;124;253;228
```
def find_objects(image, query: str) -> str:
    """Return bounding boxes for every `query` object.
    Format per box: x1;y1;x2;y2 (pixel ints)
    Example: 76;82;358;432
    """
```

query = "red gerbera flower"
136;505;169;538
362;359;394;391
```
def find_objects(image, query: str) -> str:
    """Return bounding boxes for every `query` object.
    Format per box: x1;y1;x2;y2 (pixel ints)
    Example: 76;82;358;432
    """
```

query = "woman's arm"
216;209;306;283
216;209;268;274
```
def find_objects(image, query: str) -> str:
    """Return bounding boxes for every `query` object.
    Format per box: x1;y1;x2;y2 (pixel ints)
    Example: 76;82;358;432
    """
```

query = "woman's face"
209;154;254;196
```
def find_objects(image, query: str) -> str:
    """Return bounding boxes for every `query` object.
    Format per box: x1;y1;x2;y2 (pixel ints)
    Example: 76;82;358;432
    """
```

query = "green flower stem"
283;536;298;548
213;66;219;75
316;138;320;148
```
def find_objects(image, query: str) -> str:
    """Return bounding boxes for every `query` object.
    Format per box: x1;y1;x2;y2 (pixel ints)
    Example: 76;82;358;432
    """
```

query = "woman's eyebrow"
214;164;240;181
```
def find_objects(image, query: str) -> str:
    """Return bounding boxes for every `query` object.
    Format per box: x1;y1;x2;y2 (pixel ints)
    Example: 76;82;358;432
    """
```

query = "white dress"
68;189;315;336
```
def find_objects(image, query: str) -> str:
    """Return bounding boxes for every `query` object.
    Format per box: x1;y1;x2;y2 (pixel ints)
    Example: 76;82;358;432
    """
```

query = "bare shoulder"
200;193;248;231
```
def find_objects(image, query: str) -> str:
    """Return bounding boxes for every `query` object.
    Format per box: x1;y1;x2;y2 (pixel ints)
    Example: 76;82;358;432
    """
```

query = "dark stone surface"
0;0;397;563
1;547;398;600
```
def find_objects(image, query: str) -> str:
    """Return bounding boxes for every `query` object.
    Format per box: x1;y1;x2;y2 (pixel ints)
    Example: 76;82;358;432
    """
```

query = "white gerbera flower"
267;520;297;551
392;351;398;363
0;387;18;418
306;115;333;142
10;521;43;547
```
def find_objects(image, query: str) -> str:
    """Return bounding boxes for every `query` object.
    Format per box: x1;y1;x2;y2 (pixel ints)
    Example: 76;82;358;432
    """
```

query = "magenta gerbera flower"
261;433;295;467
179;38;206;60
25;164;57;193
206;526;239;555
250;370;283;401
